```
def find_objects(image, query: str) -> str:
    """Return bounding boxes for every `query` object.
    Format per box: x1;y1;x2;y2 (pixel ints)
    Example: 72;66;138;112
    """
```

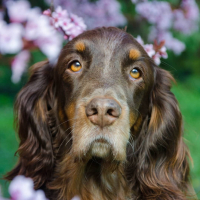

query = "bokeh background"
0;0;200;198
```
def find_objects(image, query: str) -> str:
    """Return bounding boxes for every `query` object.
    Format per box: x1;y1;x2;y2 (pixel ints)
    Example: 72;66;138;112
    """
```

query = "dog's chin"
73;135;127;162
90;139;112;159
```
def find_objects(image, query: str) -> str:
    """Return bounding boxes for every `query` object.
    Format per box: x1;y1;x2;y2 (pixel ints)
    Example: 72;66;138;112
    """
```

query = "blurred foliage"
0;0;200;198
0;50;47;98
172;78;200;197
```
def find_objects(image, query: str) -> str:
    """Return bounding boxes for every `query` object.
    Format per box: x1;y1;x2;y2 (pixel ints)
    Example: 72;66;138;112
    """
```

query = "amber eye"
130;68;141;79
69;61;82;72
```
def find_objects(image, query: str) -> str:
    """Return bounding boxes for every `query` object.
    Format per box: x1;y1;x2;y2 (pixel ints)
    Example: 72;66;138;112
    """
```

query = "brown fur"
129;49;141;60
5;27;194;200
75;41;86;52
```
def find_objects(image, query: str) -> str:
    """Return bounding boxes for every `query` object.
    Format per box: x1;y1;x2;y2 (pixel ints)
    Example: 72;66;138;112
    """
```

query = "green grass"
0;96;18;197
0;80;200;198
172;81;200;197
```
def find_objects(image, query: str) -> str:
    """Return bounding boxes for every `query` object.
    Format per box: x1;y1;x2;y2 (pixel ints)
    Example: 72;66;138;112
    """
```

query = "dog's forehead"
70;27;146;59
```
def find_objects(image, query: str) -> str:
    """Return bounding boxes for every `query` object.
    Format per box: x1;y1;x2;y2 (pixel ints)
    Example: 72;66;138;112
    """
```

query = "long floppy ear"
5;61;55;189
132;67;192;199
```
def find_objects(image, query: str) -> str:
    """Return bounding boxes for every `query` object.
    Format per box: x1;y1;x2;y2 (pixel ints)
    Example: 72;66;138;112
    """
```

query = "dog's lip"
94;138;107;143
91;136;112;145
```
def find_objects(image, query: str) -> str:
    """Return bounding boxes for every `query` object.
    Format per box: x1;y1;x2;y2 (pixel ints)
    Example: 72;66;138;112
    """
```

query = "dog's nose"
86;98;121;127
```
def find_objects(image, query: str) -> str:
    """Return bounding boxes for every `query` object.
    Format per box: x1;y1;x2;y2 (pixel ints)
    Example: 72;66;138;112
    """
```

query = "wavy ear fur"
5;61;55;188
131;67;191;200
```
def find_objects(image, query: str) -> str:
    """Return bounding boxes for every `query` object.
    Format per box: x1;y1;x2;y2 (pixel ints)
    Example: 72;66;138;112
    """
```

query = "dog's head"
6;27;190;199
55;27;154;162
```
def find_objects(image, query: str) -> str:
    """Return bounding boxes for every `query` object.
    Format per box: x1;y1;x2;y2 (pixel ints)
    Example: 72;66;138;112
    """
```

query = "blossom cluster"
45;0;126;29
0;176;47;200
43;6;86;41
136;36;167;65
0;176;81;200
2;0;63;59
133;0;199;55
0;1;86;83
173;0;199;34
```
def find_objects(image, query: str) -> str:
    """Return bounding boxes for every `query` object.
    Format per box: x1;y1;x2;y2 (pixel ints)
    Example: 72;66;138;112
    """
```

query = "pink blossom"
149;28;185;55
163;33;185;55
136;36;155;58
134;0;199;56
152;53;161;65
70;14;87;31
59;19;74;33
1;1;87;83
9;175;35;200
8;176;48;200
135;35;168;65
71;196;81;200
43;9;51;17
135;1;173;30
173;0;199;34
135;35;144;45
24;14;52;40
51;6;69;28
131;0;147;4
159;46;168;59
45;0;126;29
0;21;23;54
33;190;48;200
11;50;30;83
44;6;87;41
67;14;87;40
54;6;69;18
27;7;42;22
143;44;155;58
135;0;199;34
6;0;31;23
35;34;62;62
182;0;199;21
24;14;63;61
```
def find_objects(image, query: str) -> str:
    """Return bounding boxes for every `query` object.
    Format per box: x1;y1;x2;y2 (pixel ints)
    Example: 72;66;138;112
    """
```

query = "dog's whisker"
160;60;177;71
56;121;80;155
119;128;135;157
56;135;71;155
55;117;79;128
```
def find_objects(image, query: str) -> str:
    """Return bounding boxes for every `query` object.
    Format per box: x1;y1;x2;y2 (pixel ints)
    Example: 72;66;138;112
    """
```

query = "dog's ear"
5;61;55;188
132;67;191;199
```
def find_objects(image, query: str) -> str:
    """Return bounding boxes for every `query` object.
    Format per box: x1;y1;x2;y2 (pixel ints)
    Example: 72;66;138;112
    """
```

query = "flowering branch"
133;0;199;55
136;36;168;65
43;6;86;41
44;0;126;29
0;1;87;83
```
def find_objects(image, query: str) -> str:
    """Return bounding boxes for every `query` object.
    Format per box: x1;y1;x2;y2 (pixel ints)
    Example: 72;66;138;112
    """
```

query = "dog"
5;27;194;200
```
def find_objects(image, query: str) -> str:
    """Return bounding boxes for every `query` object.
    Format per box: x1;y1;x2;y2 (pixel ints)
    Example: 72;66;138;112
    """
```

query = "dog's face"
55;28;154;162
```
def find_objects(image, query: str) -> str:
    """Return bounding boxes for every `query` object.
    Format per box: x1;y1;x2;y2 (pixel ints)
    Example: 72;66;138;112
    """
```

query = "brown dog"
5;27;194;200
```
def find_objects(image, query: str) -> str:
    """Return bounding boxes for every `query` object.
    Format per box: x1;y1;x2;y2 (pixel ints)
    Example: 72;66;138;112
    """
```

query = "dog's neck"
48;155;131;200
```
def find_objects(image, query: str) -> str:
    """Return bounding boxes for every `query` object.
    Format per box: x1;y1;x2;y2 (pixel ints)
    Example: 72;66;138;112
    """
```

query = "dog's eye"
70;61;82;72
130;68;141;79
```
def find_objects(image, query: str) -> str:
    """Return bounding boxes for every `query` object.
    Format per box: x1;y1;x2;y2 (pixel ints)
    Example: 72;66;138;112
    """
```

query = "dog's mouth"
89;138;112;159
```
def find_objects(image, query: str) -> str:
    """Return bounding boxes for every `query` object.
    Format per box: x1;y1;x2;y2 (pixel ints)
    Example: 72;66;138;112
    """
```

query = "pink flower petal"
11;50;30;83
